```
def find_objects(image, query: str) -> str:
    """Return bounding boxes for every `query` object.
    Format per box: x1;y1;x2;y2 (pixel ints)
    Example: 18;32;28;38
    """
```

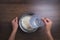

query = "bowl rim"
19;14;38;33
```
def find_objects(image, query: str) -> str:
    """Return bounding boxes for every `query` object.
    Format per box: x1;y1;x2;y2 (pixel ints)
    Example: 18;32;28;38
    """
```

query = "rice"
21;16;33;30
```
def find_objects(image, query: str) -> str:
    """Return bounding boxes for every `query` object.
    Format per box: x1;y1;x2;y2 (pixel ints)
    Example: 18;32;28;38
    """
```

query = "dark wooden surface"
0;0;60;40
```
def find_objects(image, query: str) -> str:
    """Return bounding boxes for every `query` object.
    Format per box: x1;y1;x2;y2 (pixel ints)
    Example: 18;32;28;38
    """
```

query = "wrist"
44;29;51;33
12;28;18;32
12;30;17;34
45;30;51;35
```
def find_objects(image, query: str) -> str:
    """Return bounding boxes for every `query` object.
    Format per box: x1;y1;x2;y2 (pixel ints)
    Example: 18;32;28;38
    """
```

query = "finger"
44;19;47;24
41;17;44;21
12;17;17;22
45;18;52;22
15;17;18;23
12;18;15;23
42;18;47;24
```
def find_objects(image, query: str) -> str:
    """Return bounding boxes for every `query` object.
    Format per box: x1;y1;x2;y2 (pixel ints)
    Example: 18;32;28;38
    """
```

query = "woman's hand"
12;17;18;31
8;17;18;40
42;18;52;32
42;18;54;40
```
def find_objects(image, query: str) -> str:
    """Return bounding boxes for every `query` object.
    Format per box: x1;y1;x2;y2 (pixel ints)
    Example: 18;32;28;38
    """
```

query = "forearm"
8;29;17;40
45;31;54;40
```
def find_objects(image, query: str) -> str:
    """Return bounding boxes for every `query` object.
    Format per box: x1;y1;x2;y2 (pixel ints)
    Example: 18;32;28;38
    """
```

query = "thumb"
42;18;47;24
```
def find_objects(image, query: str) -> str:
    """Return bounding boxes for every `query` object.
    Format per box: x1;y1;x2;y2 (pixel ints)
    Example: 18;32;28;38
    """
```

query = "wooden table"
0;0;60;40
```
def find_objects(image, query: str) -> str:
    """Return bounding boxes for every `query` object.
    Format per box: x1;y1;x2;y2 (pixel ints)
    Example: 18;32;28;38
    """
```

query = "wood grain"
0;4;60;40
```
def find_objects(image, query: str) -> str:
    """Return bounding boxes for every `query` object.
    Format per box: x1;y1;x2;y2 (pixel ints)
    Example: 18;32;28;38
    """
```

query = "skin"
8;17;18;40
8;17;54;40
42;18;53;40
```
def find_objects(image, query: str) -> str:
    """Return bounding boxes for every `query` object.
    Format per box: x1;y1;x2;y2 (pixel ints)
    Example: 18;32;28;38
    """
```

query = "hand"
42;18;52;32
12;17;18;31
